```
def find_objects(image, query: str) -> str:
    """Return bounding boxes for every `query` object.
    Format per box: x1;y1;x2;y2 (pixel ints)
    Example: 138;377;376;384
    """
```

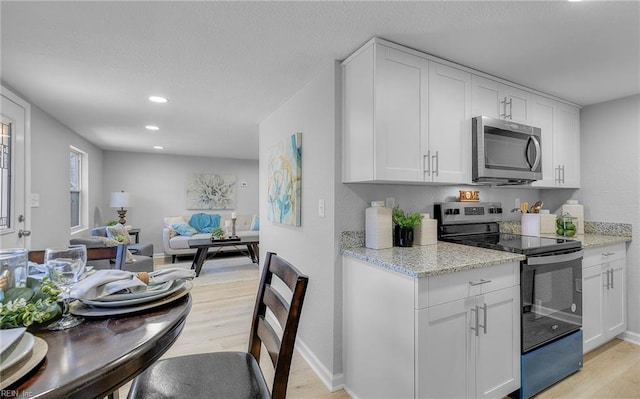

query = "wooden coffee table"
188;236;260;277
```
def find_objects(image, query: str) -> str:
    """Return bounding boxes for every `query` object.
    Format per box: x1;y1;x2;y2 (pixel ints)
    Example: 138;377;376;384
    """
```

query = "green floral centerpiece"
210;227;226;240
1;277;61;329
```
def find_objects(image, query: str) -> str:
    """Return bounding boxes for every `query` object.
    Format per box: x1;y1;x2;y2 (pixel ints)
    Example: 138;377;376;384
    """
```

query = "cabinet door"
476;287;520;398
530;95;556;188
375;45;428;181
417;297;475;399
605;259;626;336
505;86;533;124
428;61;471;183
472;75;502;119
554;103;580;187
582;265;604;354
342;43;375;182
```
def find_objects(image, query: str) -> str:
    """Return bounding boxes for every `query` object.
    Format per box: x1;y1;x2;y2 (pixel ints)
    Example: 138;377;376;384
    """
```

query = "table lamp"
110;191;133;224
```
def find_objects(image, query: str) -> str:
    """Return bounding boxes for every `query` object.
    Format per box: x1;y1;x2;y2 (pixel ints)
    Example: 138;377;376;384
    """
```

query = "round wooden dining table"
6;295;192;399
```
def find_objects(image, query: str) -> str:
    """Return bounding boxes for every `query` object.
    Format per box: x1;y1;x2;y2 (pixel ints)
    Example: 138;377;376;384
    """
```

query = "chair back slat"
248;252;309;399
263;284;290;329
257;315;282;367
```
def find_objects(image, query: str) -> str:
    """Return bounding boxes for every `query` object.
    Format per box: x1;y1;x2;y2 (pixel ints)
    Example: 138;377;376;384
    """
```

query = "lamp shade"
110;191;133;208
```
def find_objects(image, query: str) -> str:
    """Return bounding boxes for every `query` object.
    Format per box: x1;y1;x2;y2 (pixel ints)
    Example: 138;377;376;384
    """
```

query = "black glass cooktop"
444;233;582;256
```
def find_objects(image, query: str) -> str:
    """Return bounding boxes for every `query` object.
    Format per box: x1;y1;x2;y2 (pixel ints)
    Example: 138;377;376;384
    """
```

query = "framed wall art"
186;173;236;210
267;132;301;226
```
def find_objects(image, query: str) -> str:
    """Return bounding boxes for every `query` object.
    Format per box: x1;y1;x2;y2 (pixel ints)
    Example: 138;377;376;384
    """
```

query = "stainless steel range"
435;202;584;399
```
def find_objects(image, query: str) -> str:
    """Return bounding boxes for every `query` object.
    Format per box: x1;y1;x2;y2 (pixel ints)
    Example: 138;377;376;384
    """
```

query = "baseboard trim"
621;330;640;346
295;338;345;392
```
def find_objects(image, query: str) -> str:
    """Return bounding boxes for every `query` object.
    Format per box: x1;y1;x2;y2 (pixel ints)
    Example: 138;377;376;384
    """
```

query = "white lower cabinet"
343;256;520;399
582;243;627;354
417;286;520;399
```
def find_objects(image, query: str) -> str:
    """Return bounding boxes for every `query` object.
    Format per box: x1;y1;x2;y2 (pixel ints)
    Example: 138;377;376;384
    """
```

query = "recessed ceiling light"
145;125;160;131
153;146;164;150
148;96;168;103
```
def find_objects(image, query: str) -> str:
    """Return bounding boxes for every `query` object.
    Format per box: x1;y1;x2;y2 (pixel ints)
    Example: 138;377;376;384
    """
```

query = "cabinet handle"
469;279;492;286
603;252;616;257
562;165;566;183
500;97;509;119
423;150;431;175
609;269;614;290
479;303;488;335
555;165;561;184
604;269;611;290
432;151;439;177
470;306;479;337
507;98;513;120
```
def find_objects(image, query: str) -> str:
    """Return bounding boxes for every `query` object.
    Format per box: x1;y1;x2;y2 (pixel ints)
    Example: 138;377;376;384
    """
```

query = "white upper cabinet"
471;75;533;123
342;38;580;187
342;41;470;184
530;96;581;188
342;42;427;183
428;61;472;184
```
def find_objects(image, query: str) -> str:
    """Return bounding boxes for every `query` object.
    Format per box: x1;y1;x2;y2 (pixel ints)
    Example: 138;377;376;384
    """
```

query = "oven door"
521;249;583;353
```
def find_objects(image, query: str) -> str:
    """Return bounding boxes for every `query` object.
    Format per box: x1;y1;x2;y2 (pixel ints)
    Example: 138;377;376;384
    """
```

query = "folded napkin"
70;268;196;300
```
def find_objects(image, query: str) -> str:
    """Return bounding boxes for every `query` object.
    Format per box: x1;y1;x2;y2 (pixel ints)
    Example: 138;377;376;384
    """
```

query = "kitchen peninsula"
342;230;631;399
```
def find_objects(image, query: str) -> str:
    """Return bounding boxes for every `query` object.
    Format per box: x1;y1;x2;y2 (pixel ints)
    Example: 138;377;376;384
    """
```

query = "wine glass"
45;244;87;330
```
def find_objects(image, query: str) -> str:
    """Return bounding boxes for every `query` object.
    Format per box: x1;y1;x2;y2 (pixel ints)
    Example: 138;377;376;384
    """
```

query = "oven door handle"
526;249;583;266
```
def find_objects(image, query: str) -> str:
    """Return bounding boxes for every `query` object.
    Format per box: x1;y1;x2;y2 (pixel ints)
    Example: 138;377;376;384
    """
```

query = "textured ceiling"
2;1;639;160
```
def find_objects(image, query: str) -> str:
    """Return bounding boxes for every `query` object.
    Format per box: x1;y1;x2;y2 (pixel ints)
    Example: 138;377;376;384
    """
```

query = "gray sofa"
91;226;154;257
70;236;154;272
162;214;259;263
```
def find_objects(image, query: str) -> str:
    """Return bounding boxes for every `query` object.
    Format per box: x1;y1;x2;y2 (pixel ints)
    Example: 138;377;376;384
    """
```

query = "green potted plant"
392;207;424;247
210;227;226;240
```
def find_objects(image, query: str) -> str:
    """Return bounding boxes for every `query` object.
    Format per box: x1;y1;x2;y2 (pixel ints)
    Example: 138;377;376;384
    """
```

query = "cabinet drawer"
420;262;519;308
583;243;625;268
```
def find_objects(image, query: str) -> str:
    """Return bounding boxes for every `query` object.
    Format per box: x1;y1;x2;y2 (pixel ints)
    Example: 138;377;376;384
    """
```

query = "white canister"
365;201;393;249
539;210;557;235
414;213;437;246
521;214;541;237
561;200;584;235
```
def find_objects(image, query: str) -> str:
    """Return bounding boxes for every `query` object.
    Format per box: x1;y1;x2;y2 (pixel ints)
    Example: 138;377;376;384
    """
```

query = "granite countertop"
342;242;526;278
545;233;631;248
342;233;631;279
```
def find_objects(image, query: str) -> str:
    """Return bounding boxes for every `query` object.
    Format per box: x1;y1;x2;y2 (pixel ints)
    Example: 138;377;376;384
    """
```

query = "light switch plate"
31;193;40;207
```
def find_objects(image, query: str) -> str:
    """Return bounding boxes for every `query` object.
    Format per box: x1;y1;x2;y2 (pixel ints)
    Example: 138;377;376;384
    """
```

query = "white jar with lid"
561;200;584;235
365;201;393;249
539;210;557;234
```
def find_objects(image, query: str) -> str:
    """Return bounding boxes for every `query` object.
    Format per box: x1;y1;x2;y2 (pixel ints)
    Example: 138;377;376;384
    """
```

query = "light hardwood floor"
119;255;639;398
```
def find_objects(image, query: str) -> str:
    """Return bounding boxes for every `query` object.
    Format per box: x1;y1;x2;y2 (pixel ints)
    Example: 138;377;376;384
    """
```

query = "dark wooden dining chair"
28;244;127;270
127;251;309;399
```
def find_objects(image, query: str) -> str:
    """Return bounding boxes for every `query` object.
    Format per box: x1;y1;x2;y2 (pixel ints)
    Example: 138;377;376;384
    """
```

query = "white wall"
101;151;259;255
30;103;104;249
545;95;640;338
259;61;342;387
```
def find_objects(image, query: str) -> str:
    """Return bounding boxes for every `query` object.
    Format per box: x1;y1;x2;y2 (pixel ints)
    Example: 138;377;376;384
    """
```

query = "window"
70;146;87;231
0;121;11;231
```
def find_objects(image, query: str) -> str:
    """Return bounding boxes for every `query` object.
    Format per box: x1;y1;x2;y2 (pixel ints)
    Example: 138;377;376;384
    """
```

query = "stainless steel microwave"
472;116;542;185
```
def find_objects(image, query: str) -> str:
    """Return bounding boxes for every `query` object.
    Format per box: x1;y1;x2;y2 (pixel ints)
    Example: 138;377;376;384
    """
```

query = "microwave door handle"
526;136;542;172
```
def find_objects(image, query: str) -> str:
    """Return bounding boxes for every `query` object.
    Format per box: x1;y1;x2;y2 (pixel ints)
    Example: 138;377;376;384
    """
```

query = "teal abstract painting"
267;132;301;226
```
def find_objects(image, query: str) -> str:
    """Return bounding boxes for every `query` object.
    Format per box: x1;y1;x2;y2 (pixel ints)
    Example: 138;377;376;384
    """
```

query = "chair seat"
128;352;270;399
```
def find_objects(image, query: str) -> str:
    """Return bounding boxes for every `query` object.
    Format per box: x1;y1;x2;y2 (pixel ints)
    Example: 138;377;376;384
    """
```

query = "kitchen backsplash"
342;220;632;250
499;220;632;236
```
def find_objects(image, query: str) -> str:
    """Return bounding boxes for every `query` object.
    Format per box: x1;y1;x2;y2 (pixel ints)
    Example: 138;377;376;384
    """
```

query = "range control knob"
453;209;460;215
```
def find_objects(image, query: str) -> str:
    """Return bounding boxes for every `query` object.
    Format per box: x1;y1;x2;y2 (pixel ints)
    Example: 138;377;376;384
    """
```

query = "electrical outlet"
31;193;40;207
318;199;326;218
515;198;520;210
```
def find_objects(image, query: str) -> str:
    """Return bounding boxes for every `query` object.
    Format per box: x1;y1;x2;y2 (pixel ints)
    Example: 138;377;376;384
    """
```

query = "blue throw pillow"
172;222;198;236
250;215;260;231
188;213;221;233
